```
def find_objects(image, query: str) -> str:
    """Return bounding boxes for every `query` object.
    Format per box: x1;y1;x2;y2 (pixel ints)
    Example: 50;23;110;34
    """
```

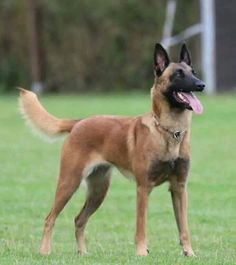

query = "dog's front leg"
135;184;149;256
170;180;195;257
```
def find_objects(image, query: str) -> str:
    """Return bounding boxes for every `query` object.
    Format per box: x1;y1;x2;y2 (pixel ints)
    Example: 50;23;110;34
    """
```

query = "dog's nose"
196;81;205;91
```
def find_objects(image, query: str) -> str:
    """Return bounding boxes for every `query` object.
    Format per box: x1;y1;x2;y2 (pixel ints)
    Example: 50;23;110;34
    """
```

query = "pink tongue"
180;92;203;114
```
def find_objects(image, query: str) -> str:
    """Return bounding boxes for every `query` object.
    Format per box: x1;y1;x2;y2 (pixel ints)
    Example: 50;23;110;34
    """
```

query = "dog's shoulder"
139;113;159;136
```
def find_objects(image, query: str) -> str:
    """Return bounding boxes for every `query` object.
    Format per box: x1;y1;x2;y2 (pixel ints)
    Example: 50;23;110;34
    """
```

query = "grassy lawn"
0;92;235;264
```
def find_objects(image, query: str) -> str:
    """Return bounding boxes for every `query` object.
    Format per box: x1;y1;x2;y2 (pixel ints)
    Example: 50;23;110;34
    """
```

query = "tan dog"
19;43;205;257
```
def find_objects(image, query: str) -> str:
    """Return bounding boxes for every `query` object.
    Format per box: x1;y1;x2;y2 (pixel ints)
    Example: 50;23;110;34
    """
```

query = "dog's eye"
176;69;184;78
192;69;197;75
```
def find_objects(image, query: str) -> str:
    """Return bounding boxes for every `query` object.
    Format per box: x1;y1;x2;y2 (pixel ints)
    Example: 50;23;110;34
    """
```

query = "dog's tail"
18;88;79;141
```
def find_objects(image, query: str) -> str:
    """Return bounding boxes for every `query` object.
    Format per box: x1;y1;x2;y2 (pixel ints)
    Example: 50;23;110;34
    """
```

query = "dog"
19;43;205;257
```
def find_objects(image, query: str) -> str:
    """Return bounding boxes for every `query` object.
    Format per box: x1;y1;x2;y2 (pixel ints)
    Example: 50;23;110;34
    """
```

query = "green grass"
0;92;236;264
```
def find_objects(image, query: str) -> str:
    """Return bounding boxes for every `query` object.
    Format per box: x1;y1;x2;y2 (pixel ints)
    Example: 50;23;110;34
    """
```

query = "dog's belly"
117;167;135;181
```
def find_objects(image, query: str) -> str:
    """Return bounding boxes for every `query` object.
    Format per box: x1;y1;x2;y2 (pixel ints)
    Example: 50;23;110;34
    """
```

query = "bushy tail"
18;88;79;140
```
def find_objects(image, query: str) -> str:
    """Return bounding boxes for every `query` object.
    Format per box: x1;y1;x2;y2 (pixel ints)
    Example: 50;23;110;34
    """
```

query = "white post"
161;0;177;51
31;81;43;95
200;0;216;95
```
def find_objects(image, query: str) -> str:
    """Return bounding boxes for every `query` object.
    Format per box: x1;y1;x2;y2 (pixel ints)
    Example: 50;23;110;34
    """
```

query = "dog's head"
153;43;205;114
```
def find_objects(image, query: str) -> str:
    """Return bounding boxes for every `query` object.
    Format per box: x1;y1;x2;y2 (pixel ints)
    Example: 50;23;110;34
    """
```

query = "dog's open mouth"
173;91;203;114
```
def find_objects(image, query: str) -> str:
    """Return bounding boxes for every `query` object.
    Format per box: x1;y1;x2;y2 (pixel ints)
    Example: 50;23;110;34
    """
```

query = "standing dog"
19;43;205;257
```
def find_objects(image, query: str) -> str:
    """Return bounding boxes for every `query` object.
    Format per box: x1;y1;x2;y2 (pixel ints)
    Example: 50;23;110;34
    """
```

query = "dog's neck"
151;84;192;133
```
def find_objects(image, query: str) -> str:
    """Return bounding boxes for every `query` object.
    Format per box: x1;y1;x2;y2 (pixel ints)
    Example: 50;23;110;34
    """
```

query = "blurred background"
0;0;235;94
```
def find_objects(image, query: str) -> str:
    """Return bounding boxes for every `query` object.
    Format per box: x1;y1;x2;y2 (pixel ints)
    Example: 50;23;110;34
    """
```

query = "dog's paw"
136;247;149;256
77;245;88;255
39;247;51;255
183;248;196;257
78;250;88;255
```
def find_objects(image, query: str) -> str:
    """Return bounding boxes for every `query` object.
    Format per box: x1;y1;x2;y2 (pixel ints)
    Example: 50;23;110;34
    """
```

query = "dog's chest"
148;158;189;186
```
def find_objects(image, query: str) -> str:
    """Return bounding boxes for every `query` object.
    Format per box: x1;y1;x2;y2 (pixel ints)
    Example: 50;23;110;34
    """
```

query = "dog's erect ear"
154;43;170;77
179;43;191;66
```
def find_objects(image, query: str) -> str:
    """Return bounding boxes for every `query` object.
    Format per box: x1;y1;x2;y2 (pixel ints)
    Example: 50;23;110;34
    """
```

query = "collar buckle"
173;131;183;141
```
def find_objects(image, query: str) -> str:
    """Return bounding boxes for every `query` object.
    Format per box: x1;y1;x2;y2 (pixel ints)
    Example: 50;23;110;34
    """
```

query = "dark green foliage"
0;0;200;92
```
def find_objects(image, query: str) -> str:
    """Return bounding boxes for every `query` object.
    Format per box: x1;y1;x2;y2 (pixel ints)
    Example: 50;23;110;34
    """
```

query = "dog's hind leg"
39;168;84;255
74;165;111;254
39;141;87;255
